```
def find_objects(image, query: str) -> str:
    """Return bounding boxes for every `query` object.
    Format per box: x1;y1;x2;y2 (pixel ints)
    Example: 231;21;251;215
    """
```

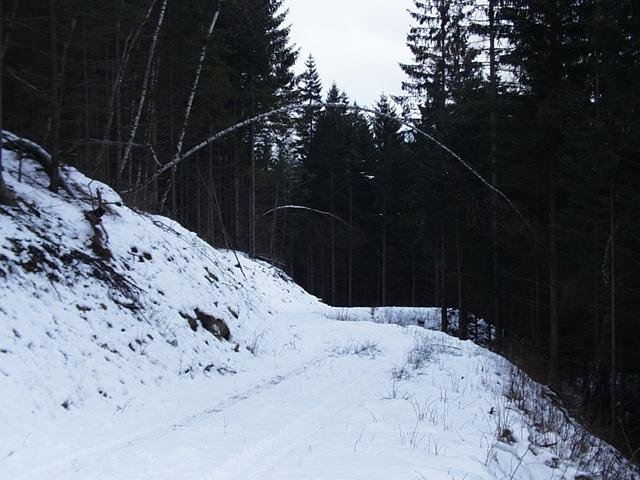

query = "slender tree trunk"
167;2;176;215
381;193;387;306
120;0;167;176
115;10;123;187
248;73;257;258
249;123;256;257
534;235;541;347
308;226;314;292
411;239;416;307
165;0;221;212
173;0;220;160
208;142;216;242
434;244;439;307
437;4;447;118
0;0;15;206
269;179;279;256
440;218;448;333
48;0;61;193
488;0;501;348
320;239;326;302
457;219;467;340
549;160;560;383
196;160;202;232
233;151;240;248
609;177;616;430
98;0;157;184
348;187;353;306
330;171;336;305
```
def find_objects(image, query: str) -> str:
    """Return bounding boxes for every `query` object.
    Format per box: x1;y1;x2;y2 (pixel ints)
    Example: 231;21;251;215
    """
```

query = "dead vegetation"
84;189;111;260
502;364;639;479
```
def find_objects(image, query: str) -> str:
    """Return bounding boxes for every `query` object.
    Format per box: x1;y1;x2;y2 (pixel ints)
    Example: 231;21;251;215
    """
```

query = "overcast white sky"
285;0;415;107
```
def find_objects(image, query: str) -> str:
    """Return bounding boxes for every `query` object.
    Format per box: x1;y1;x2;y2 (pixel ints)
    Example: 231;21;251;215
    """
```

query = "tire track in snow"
209;367;374;480
9;354;330;480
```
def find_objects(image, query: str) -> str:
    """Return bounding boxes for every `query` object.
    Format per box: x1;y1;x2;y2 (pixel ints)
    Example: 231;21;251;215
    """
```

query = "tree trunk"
330;171;336;305
489;0;500;348
81;19;90;166
48;0;61;194
549;160;560;384
411;239;416;307
249;124;256;257
534;234;541;347
307;226;314;292
348;187;353;306
173;0;220;160
0;0;15;206
164;0;220;213
381;193;387;306
440;218;448;333
233;152;240;248
167;2;176;214
609;177;616;430
98;0;157;185
434;244;439;307
208;141;216;242
120;0;167;177
456;219;467;340
269;179;279;256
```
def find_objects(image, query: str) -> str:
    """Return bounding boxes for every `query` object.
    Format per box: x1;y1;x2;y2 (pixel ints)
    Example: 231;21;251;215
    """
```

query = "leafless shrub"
425;434;446;456
409;396;432;422
487;396;516;445
384;378;400;399
334;308;356;322
407;334;434;371
332;340;381;358
390;359;412;381
399;422;425;450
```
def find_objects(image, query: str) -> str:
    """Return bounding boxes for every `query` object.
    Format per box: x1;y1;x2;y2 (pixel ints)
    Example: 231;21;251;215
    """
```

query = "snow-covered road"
2;315;601;480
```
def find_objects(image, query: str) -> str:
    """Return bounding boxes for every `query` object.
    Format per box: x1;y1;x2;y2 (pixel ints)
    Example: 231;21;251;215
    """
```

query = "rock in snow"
0;137;637;479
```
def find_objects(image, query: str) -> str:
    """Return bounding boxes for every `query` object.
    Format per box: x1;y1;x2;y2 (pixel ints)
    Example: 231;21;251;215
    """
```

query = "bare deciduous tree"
159;0;221;211
120;0;167;178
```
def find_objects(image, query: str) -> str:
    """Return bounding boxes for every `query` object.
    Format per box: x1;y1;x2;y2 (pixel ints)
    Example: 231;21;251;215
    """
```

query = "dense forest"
1;0;639;459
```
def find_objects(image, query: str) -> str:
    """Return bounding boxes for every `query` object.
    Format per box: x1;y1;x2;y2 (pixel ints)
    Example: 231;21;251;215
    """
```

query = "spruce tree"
294;55;323;162
400;0;473;126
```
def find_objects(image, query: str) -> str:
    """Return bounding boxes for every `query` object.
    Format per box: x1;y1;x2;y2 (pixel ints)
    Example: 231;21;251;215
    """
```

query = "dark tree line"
1;0;640;457
389;0;640;457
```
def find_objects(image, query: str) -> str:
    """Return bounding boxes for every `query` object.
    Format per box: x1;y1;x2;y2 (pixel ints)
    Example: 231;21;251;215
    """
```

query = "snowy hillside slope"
0;137;637;479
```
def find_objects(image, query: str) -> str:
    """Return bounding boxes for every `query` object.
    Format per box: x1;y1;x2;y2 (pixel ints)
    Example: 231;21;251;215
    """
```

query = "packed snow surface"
0;138;636;479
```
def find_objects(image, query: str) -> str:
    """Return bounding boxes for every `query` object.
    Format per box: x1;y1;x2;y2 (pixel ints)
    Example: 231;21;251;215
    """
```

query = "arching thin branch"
123;101;533;231
262;205;355;230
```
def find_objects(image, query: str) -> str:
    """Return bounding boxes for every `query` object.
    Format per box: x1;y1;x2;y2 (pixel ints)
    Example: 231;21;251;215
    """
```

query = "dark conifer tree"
294;55;323;162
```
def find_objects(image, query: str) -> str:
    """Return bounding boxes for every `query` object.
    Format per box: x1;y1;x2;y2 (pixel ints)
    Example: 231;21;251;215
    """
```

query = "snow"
0;136;637;479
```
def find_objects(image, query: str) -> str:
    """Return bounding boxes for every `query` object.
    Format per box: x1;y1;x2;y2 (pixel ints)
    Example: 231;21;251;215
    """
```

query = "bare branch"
262;205;354;230
124;101;533;231
174;1;221;161
120;0;167;175
4;66;49;100
96;0;158;168
159;1;221;211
